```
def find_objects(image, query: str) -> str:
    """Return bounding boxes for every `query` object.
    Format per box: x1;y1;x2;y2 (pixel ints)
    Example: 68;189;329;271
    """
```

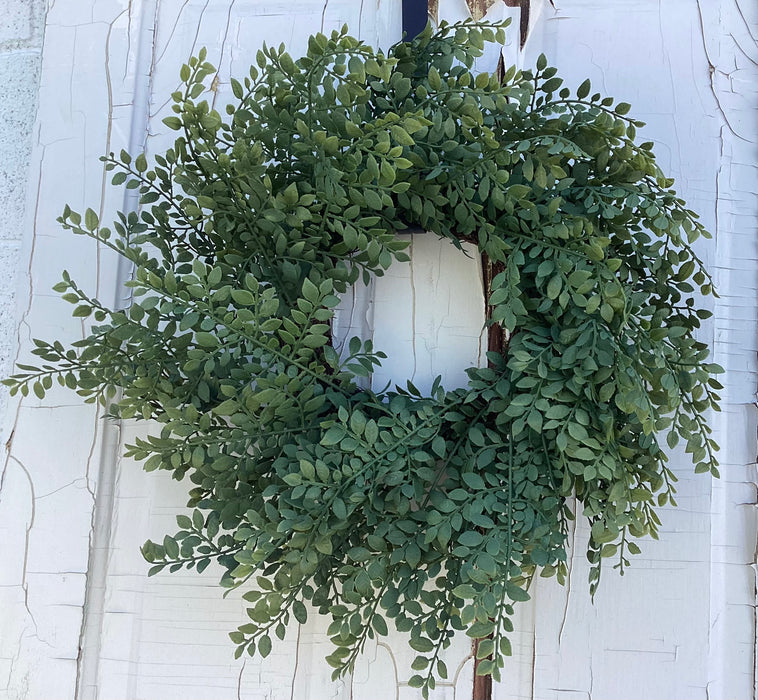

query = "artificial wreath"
6;20;722;695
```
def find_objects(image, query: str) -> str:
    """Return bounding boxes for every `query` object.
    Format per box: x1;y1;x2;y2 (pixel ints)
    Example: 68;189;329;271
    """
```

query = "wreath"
5;21;722;695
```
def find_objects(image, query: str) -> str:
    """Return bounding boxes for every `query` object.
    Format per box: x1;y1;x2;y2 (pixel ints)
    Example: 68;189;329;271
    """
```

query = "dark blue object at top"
402;0;428;41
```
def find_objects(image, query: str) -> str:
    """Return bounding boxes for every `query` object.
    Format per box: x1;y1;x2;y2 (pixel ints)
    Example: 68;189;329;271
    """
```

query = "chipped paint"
515;2;758;698
429;1;537;50
464;0;502;22
0;1;755;699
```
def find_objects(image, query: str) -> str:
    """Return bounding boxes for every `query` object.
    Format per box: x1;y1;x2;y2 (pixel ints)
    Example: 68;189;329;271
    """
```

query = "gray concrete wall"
0;0;46;419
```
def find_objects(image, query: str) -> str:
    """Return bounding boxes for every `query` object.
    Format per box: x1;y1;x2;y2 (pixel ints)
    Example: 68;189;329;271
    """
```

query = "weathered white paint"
0;1;755;699
510;3;758;699
334;234;488;397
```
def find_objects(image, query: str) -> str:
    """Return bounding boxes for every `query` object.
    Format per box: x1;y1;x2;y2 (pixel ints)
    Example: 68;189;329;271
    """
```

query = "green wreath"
6;21;722;695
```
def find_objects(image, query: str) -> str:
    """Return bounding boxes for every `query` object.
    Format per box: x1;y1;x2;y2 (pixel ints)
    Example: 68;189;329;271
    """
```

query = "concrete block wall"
0;0;46;417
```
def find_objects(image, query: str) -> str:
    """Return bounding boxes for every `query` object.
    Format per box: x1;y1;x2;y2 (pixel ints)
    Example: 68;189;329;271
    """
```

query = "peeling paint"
465;0;503;22
1;1;756;699
518;2;758;699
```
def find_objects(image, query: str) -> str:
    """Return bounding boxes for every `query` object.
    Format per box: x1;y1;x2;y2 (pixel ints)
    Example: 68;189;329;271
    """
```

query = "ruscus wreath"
5;20;722;695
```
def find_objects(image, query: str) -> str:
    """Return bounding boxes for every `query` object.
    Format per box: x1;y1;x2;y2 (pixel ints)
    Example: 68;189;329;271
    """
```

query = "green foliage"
4;20;722;695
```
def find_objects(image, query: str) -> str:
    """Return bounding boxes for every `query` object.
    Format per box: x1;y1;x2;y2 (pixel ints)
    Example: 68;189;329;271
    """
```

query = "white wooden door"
2;1;756;699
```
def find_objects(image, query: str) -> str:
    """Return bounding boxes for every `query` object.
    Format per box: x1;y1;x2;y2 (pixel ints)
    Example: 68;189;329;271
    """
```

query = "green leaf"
506;582;530;602
293;600;308;624
461;472;485;490
321;426;345;446
458;531;483;547
302;278;319;304
428;66;441;91
546;276;562;300
507;184;530;199
163;116;182;130
195;332;218;347
408;675;425;688
214;399;239;416
390;125;414;146
372;615;388;636
232;289;255;306
364;420;379;445
300;460;316;480
258;634;272;657
364;189;383;209
72;305;92;318
84;208;99;231
409;636;434;653
349;410;366;435
163;535;179;559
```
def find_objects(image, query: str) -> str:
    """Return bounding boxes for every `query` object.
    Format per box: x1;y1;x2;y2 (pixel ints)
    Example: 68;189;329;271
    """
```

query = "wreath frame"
5;20;722;695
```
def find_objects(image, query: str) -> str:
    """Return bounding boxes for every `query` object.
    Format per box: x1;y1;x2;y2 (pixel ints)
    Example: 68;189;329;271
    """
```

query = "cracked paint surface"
514;2;758;699
0;1;755;699
334;233;488;397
